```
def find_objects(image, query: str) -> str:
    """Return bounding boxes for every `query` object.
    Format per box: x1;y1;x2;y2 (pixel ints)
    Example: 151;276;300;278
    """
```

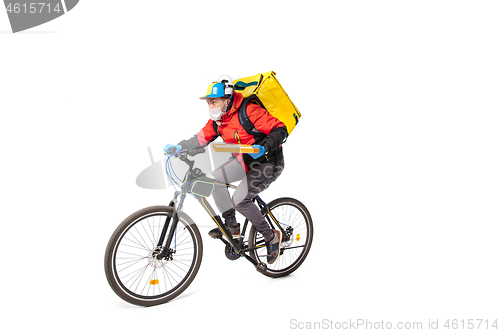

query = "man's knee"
232;195;251;212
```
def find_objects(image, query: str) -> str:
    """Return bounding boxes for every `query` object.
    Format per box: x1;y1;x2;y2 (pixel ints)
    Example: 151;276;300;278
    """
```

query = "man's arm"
246;104;287;152
178;119;219;149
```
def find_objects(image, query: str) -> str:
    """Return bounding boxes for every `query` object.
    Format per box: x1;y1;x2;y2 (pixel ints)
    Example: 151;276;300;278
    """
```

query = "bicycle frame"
155;149;287;267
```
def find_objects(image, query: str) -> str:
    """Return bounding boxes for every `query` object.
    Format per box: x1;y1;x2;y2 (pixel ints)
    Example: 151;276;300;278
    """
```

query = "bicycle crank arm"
240;252;268;274
240;244;265;253
241;252;259;266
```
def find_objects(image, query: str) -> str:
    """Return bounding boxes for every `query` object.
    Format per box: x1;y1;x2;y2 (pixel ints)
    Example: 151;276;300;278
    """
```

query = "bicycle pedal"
256;262;267;274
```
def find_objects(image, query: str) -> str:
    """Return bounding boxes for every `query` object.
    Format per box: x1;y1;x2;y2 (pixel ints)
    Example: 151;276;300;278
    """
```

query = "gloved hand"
164;144;181;155
249;145;266;159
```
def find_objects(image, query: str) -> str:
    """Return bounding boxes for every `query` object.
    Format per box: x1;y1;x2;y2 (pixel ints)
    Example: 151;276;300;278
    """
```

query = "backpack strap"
238;95;266;142
212;120;220;135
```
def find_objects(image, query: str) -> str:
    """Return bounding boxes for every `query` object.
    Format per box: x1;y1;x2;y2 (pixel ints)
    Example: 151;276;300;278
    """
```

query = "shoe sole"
208;231;240;239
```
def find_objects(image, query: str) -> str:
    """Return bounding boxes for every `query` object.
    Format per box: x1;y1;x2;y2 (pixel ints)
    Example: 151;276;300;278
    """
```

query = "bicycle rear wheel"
104;206;203;306
248;197;313;278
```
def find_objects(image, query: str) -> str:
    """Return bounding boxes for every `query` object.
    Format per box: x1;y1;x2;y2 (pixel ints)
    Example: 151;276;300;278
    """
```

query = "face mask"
208;99;229;121
209;106;223;121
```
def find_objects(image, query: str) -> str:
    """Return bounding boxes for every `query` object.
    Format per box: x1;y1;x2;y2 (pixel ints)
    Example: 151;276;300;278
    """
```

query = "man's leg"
231;161;284;241
210;157;246;226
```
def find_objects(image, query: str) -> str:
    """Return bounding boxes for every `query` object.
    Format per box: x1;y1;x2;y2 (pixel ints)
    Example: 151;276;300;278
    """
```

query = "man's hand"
249;145;266;159
164;144;181;155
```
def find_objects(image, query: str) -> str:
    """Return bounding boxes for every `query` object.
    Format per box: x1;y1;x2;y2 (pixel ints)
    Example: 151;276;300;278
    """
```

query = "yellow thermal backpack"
232;71;301;139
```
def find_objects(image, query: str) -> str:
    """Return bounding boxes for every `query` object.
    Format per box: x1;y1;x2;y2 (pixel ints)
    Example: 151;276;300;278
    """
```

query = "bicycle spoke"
129;264;149;293
175;246;195;252
117;250;145;258
168;261;189;277
163;265;179;286
140;220;155;250
141;268;158;296
120;243;150;252
116;256;148;268
132;226;152;253
122;235;150;252
147;217;157;248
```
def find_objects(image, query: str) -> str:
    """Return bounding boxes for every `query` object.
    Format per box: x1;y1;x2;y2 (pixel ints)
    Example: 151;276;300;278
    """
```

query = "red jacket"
179;92;287;171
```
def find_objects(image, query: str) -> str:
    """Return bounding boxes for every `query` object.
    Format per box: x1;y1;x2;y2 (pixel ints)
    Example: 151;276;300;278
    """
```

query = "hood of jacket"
220;92;244;120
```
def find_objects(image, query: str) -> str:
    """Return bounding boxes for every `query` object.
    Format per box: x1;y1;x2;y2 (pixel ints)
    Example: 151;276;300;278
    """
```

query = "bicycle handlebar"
164;146;206;157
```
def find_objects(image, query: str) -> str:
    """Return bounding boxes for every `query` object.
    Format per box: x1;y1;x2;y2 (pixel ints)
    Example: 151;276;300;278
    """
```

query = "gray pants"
210;157;284;240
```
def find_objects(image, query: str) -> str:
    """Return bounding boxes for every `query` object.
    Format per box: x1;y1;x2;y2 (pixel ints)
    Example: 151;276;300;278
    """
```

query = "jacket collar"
225;92;243;116
218;92;243;124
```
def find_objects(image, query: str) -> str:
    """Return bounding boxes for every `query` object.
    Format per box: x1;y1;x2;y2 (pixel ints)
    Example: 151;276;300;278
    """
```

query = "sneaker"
208;223;240;239
265;229;282;264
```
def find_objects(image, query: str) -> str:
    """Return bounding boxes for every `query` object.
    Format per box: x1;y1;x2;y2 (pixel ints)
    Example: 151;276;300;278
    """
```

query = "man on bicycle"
164;78;287;264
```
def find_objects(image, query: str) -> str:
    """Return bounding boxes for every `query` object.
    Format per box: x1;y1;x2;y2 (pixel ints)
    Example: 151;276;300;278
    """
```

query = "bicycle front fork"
156;193;183;260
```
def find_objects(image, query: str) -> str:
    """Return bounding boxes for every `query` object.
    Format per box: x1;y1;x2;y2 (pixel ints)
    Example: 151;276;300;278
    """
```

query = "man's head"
200;80;233;121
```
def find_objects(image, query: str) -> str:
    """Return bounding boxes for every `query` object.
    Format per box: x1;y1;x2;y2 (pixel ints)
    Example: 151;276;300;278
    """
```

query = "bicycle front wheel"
248;197;313;278
104;206;203;307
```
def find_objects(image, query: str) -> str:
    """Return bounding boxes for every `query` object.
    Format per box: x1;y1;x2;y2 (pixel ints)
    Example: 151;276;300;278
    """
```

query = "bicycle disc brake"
148;246;172;268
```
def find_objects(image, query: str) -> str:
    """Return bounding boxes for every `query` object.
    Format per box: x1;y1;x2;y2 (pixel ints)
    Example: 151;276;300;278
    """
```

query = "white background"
1;1;499;332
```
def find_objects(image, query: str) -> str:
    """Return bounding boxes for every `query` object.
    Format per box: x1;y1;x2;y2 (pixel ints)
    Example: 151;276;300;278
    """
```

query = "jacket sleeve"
246;104;288;152
260;127;288;153
178;119;219;149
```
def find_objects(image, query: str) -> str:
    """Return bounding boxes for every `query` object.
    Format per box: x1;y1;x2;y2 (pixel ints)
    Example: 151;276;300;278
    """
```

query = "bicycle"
104;144;313;307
